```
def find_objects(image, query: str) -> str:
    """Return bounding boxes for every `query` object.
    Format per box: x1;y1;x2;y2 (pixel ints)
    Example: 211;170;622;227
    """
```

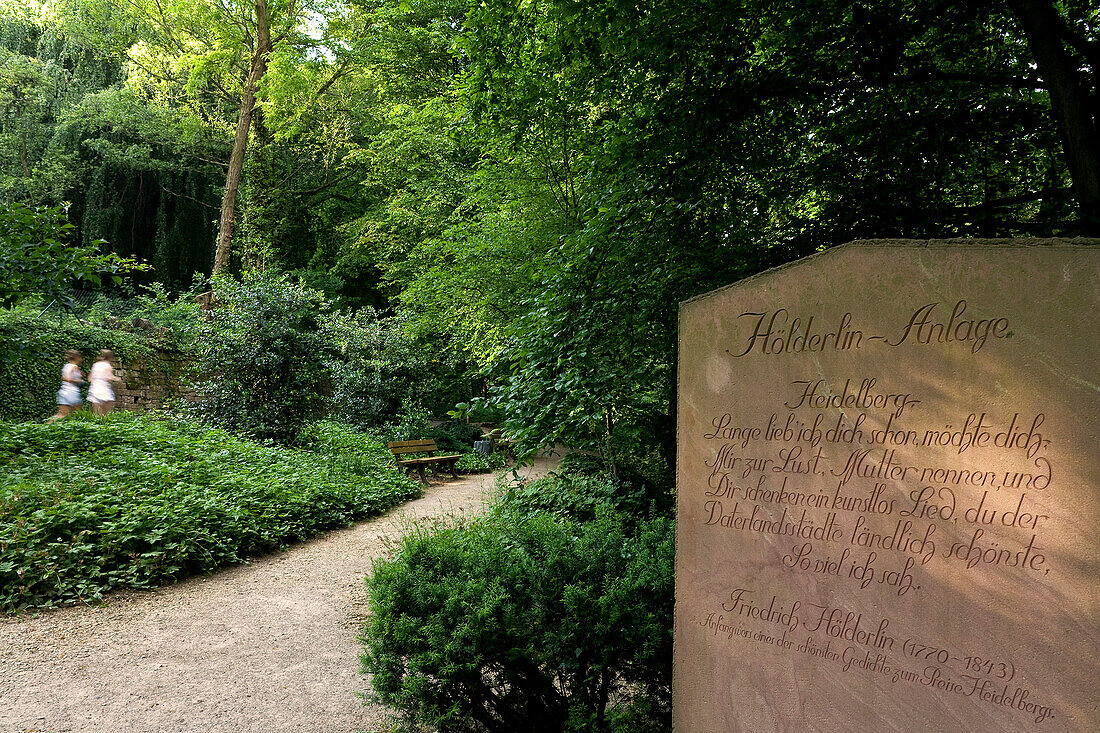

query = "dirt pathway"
0;457;555;733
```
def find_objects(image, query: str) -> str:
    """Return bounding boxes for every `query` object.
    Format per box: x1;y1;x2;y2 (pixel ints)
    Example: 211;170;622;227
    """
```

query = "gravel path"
0;457;555;733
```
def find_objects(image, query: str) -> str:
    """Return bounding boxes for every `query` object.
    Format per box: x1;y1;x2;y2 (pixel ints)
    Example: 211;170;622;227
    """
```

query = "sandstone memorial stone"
674;240;1099;732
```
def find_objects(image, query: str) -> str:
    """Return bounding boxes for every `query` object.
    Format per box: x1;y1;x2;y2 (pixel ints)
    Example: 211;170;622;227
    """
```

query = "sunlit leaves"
0;202;144;308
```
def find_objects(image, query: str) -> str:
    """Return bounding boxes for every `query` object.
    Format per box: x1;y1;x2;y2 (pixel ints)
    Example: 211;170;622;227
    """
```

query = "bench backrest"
388;439;439;456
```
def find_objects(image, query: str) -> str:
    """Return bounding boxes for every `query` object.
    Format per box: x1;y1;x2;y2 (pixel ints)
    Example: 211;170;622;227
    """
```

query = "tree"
0;202;142;308
391;0;1096;465
2;4;225;287
54;0;358;273
1004;0;1099;231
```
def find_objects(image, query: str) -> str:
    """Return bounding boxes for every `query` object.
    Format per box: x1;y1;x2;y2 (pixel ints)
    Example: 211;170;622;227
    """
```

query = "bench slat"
397;456;461;466
391;442;433;453
389;439;438;452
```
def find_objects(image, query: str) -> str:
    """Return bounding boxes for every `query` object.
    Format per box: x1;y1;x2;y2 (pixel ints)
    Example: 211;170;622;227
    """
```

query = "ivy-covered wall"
0;315;190;421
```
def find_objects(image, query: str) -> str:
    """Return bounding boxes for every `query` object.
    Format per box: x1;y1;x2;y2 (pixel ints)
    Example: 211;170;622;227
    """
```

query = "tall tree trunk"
1005;0;1100;233
213;0;273;273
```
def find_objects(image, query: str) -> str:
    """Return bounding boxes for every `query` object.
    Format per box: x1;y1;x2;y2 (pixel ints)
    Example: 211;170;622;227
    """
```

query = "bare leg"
47;404;75;422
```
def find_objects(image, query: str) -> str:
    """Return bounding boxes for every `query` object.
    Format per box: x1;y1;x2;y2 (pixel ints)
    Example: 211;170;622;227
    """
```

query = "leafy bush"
0;413;420;612
0;202;143;309
500;449;674;522
498;470;670;522
384;405;437;442
455;449;506;474
361;510;674;733
186;275;468;442
51;282;205;345
431;419;485;452
385;408;485;453
185;273;335;443
323;309;447;429
126;282;205;342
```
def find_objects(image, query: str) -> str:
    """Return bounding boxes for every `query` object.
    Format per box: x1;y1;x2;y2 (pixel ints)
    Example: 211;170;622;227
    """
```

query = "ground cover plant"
0;413;421;612
454;449;506;474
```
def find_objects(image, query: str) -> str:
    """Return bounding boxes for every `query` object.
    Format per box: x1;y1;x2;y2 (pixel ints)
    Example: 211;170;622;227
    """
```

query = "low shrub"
499;468;673;522
0;414;421;612
361;510;674;733
455;450;507;474
184;273;334;443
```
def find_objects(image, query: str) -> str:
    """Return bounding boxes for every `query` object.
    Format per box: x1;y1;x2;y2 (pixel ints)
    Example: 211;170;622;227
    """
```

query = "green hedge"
0;311;168;421
0;413;422;612
361;509;674;733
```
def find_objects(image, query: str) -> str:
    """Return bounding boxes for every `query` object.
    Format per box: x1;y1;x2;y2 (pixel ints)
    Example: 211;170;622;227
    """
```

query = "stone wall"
113;352;193;411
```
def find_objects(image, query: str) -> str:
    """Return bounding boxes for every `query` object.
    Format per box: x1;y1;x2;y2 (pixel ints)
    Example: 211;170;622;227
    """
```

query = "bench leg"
450;461;459;480
417;465;427;484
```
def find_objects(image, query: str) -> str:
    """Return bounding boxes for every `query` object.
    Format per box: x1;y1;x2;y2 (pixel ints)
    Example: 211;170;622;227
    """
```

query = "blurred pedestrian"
47;350;84;422
87;349;121;416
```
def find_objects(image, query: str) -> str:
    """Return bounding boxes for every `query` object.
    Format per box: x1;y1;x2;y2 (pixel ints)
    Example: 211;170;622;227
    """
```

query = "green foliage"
386;0;1099;468
296;419;405;478
186;274;468;442
0;202;142;308
125;282;205;341
454;449;505;474
0;413;421;612
6;0;1096;488
69;282;205;346
386;408;487;453
185;273;335;443
0;10;221;287
0;307;168;421
431;419;485;452
323;309;469;429
360;509;674;733
498;464;672;523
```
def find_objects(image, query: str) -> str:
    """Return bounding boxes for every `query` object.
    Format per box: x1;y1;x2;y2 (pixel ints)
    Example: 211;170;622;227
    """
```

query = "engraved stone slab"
674;240;1099;732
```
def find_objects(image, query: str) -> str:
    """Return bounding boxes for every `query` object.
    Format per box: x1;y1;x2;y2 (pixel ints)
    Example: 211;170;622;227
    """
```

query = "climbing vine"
0;311;169;420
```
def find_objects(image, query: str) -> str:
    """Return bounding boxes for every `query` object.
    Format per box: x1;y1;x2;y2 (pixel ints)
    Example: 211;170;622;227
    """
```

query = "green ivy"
0;310;173;421
0;413;421;612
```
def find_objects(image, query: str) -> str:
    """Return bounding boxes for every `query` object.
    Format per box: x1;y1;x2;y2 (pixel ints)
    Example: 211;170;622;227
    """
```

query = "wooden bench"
388;439;462;483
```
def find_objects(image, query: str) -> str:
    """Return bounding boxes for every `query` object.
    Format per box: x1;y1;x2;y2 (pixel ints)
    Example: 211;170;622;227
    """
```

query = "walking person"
87;349;122;416
47;350;85;422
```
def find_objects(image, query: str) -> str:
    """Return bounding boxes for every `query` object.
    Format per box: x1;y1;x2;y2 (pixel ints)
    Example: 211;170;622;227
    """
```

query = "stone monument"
675;240;1098;732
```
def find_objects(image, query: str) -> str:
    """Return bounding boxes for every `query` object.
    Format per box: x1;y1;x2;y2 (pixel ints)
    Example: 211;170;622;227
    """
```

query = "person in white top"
48;350;84;422
87;349;122;416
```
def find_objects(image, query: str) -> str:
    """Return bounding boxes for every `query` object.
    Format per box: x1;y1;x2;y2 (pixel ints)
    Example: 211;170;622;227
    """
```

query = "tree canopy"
2;0;1096;462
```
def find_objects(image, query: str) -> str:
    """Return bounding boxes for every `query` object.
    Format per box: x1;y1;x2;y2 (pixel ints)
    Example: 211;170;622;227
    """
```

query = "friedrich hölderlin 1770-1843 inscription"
674;240;1098;733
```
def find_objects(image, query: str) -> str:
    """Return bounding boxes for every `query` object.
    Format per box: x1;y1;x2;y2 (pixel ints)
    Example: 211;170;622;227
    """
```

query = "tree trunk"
1005;0;1100;233
213;0;273;273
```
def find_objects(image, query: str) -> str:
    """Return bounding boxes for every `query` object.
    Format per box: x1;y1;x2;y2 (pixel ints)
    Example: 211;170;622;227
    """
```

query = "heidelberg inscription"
674;241;1098;732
